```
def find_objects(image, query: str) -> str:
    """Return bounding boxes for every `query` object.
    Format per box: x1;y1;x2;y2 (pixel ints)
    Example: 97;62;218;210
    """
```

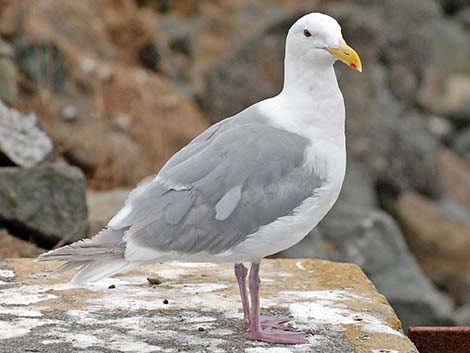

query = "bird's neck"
268;59;345;140
282;55;339;95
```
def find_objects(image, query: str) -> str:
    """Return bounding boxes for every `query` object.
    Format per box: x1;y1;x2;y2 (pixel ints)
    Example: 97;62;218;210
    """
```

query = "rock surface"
438;148;470;209
391;192;470;303
0;39;16;104
0;59;17;104
0;101;52;167
277;203;456;329
1;0;210;188
0;163;88;247
0;258;418;353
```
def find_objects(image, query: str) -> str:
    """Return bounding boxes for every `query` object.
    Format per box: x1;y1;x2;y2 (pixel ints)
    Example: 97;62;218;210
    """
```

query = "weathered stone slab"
278;203;456;329
0;259;417;353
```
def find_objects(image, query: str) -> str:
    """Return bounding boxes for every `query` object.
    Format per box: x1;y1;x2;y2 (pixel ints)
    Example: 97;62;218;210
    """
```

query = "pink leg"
248;261;307;344
235;263;290;331
234;263;250;329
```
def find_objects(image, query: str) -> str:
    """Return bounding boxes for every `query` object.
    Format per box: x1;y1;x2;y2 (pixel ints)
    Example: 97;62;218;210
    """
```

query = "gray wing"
110;111;325;255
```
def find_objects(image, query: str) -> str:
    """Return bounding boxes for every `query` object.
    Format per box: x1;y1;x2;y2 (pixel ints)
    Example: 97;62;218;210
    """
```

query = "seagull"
38;12;361;344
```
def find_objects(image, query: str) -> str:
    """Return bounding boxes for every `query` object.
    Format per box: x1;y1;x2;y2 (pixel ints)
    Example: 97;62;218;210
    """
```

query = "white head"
286;13;362;72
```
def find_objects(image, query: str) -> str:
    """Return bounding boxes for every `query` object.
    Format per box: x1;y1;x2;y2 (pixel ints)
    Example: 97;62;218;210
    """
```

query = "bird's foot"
244;316;290;331
248;327;307;344
260;316;291;330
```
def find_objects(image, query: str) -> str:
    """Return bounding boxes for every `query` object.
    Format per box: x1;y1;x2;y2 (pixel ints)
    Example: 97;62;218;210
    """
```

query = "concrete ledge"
0;259;418;353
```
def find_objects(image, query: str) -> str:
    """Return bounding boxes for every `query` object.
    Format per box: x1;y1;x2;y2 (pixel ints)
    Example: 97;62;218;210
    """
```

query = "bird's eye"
303;29;312;37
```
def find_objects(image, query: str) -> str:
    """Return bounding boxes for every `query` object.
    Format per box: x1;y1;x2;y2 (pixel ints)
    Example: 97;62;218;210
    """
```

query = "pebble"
61;105;78;122
147;276;162;285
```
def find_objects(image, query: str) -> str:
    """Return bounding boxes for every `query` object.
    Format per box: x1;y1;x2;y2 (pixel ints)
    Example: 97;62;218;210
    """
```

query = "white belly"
222;181;342;262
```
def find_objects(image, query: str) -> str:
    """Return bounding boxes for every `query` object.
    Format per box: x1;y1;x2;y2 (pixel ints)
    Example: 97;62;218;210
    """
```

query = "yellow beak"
327;40;362;72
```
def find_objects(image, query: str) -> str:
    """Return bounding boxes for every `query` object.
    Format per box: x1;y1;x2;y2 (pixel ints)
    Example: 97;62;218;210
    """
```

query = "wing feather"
109;108;325;258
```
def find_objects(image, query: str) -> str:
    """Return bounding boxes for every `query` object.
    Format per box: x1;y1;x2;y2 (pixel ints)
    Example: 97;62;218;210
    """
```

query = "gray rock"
0;58;17;104
455;6;470;27
438;197;470;224
418;70;470;124
426;18;470;74
377;0;441;101
278;203;456;329
0;163;88;247
437;0;468;15
0;39;14;58
0;101;53;167
451;127;470;158
15;40;68;93
379;114;441;197
87;188;130;235
455;305;470;326
338;160;378;208
201;22;285;121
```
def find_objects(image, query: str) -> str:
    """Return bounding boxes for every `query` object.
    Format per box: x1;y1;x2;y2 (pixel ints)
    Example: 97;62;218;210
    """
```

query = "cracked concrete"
0;259;418;353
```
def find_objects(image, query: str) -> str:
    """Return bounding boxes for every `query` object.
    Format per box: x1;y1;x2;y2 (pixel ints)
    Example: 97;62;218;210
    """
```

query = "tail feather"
71;259;135;284
38;228;125;262
50;260;87;275
37;228;134;284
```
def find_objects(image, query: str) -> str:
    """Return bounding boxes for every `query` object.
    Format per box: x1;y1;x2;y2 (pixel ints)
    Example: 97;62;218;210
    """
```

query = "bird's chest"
303;138;346;216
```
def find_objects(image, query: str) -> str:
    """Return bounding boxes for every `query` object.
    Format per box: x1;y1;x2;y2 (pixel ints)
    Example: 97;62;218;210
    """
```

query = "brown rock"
100;65;209;178
418;69;470;120
87;188;130;235
439;148;470;209
10;0;156;66
19;62;209;188
3;0;209;189
391;192;470;303
0;57;17;104
0;230;45;258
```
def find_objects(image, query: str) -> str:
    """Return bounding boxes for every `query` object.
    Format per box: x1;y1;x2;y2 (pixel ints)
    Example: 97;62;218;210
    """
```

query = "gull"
38;12;361;344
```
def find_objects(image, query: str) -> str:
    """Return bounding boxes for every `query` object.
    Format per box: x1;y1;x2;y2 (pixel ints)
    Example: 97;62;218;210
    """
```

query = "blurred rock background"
0;0;468;331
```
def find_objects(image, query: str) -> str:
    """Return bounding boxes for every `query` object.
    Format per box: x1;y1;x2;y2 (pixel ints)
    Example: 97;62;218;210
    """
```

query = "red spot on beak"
349;63;357;69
